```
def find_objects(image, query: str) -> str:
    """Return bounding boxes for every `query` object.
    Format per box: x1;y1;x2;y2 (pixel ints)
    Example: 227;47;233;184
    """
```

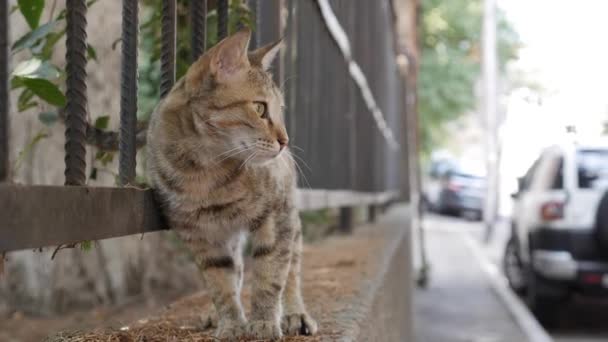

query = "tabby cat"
146;29;317;340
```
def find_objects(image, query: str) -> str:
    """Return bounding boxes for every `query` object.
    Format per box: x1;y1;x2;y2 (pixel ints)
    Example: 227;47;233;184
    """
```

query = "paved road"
413;216;527;342
415;214;608;342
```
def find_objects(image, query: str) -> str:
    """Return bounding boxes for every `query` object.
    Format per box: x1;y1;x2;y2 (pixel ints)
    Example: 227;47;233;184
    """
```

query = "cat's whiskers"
290;145;305;153
284;153;311;189
285;150;312;173
214;144;254;161
239;151;258;170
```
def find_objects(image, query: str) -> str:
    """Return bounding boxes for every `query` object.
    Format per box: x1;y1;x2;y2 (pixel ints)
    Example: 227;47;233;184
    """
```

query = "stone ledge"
47;205;412;341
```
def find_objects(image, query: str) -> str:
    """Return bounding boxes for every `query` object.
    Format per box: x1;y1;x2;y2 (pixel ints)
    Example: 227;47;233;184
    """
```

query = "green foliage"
137;0;252;121
418;0;520;154
12;130;50;172
94;115;110;130
11;4;77;116
38;110;58;125
20;78;66;106
18;0;45;29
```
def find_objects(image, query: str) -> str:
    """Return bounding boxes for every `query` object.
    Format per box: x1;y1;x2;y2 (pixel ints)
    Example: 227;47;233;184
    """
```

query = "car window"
521;158;540;191
577;149;608;189
451;173;485;188
550;157;564;189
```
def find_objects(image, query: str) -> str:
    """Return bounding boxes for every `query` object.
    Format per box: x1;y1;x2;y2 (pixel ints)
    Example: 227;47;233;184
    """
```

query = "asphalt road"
414;214;608;342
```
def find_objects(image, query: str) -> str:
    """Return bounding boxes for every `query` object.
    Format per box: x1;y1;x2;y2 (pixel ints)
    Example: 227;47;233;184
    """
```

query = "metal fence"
0;0;408;253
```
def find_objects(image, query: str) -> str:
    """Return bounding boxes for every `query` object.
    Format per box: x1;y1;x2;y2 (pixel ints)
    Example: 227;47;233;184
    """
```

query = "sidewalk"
414;216;528;342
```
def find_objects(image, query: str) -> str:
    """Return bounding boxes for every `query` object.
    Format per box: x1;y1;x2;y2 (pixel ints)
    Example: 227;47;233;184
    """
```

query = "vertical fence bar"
118;0;139;185
339;207;354;234
64;0;88;186
191;0;207;61
0;0;9;182
248;0;259;48
160;0;176;98
217;0;229;40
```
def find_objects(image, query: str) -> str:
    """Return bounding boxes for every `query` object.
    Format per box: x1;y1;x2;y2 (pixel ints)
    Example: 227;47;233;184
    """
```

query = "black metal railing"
0;0;8;182
0;0;408;253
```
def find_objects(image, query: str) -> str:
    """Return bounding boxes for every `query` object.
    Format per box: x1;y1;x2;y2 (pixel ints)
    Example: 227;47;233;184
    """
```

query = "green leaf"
21;78;66;107
18;0;45;29
80;240;93;251
12;58;61;80
12;21;59;53
38;111;59;126
94;115;110;129
95;150;114;166
40;29;66;59
13;130;49;172
86;44;98;61
89;167;98;180
17;88;37;112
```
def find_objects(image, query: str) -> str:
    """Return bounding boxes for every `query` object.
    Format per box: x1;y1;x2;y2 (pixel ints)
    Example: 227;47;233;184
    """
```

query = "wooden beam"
0;185;398;253
0;185;166;252
296;189;398;211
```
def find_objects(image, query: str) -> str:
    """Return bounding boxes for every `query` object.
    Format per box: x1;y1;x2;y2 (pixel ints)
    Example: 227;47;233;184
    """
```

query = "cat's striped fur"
146;29;317;340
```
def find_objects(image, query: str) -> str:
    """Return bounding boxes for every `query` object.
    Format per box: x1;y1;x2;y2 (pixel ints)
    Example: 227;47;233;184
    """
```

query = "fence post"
191;0;207;61
160;0;176;99
118;0;139;185
217;0;229;40
0;0;8;182
248;0;260;49
64;0;89;186
339;207;354;233
368;205;378;223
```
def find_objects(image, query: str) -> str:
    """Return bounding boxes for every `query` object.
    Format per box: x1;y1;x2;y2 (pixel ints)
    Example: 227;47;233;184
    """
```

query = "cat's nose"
278;137;289;150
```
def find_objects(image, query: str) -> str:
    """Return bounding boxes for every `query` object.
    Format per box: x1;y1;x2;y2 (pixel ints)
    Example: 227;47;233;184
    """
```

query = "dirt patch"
5;226;391;342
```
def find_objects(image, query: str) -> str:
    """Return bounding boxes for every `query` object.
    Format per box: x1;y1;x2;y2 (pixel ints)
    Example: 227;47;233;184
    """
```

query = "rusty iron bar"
160;0;176;98
118;0;139;185
64;0;89;186
191;0;207;61
248;0;259;49
217;0;229;40
0;0;9;182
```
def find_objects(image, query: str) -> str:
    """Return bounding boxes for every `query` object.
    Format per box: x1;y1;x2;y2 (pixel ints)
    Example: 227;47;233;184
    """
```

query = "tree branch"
58;109;148;151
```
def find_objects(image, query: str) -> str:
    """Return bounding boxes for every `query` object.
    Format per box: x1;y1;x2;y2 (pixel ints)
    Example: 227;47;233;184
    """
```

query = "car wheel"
525;267;563;327
503;236;526;295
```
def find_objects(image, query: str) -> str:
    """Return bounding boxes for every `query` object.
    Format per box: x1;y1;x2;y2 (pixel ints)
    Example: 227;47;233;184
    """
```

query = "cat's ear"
186;29;251;91
209;29;251;83
249;39;283;71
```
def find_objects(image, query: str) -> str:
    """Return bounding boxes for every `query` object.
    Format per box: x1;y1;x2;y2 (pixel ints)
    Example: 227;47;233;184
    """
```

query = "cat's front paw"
215;319;246;340
281;312;318;336
246;320;282;340
200;310;218;330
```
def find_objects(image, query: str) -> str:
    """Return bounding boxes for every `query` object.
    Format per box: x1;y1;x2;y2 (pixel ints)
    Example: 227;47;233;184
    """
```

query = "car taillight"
540;201;564;221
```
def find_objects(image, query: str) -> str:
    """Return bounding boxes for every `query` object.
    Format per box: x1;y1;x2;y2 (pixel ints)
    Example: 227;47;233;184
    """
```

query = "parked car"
503;141;608;323
423;157;485;220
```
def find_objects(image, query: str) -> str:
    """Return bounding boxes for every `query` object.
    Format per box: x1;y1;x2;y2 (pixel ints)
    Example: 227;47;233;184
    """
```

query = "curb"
461;233;554;342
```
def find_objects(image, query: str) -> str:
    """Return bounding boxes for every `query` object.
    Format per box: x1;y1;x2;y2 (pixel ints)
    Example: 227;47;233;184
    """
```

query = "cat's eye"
254;102;267;118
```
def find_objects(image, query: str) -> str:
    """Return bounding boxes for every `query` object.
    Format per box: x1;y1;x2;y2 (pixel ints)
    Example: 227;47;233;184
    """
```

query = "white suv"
503;141;608;323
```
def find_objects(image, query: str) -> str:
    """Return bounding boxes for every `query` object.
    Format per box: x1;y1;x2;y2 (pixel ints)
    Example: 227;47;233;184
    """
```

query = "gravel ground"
3;206;411;342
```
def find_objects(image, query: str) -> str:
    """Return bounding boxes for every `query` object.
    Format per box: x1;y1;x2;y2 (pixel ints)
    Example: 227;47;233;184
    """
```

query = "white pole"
483;0;498;241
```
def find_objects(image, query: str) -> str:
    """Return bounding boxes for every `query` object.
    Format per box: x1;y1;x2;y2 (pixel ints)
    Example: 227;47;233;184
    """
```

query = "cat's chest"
169;167;287;226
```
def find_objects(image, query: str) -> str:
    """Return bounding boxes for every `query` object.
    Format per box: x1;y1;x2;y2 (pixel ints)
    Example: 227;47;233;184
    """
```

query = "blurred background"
417;1;608;341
